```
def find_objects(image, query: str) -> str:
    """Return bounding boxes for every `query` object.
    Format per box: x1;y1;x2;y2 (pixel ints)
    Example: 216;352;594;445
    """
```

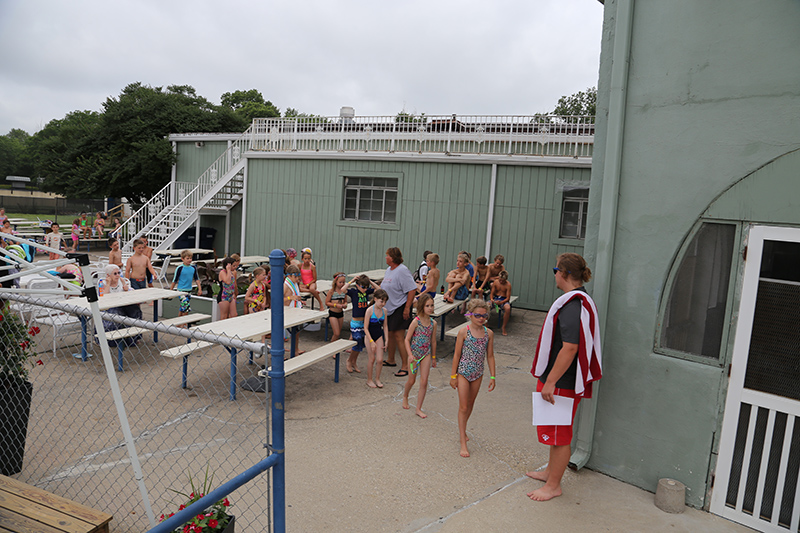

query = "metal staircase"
119;126;252;258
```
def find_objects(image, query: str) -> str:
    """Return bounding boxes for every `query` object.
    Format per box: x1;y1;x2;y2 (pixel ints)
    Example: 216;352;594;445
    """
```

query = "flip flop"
382;362;397;367
394;370;409;377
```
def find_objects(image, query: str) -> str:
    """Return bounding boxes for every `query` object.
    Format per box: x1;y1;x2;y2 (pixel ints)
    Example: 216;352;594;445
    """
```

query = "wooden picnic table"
237;255;270;267
429;293;467;341
59;287;183;360
190;307;329;400
347;268;386;282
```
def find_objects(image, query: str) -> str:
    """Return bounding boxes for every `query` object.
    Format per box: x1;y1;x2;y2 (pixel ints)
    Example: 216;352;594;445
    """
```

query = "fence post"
268;249;286;533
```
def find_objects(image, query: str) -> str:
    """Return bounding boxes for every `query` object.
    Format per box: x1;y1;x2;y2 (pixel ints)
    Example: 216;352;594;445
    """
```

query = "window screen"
342;177;398;223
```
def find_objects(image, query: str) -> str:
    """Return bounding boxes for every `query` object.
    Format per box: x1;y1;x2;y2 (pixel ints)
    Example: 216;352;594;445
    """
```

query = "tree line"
0;84;595;203
0;84;294;202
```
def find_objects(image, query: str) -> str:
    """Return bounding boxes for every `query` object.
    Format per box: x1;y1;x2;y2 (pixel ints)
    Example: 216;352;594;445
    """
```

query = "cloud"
0;0;603;134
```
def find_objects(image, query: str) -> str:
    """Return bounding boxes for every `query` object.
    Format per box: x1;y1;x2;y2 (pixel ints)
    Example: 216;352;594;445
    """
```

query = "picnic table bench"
444;295;519;337
0;474;113;533
104;313;210;371
259;338;356;384
75;238;108;252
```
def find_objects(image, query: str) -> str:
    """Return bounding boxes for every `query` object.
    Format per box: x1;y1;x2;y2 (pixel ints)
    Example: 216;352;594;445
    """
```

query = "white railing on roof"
119;125;252;254
249;114;594;158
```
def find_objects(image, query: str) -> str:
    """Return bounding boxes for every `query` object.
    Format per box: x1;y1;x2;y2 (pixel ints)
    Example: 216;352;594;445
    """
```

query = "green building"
139;114;594;311
584;1;800;530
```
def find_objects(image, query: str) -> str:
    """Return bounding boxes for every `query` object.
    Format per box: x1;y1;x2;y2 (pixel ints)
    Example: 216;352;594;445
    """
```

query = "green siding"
241;157;587;309
175;141;228;183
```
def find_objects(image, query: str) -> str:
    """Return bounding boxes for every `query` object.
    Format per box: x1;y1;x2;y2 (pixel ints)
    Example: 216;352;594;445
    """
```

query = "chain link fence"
0;292;272;532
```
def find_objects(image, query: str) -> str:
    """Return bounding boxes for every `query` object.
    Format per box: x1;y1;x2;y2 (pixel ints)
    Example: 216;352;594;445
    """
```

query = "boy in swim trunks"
125;238;158;290
170;249;199;317
490;270;512;335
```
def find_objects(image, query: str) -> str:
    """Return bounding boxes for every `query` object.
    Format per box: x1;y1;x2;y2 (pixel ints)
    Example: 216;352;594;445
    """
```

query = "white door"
711;225;800;532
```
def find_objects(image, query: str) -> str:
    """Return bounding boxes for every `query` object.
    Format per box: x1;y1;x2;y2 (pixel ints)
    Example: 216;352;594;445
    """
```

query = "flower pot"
220;515;235;533
0;380;33;475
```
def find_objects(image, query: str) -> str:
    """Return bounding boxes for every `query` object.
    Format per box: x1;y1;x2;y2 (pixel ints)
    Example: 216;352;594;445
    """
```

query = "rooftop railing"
249;114;594;158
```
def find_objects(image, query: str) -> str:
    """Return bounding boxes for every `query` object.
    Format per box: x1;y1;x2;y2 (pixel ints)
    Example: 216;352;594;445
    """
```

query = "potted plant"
160;467;234;533
0;307;42;475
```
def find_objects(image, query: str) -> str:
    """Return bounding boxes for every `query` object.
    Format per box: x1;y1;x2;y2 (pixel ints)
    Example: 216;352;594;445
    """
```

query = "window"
560;187;589;239
659;222;736;360
342;177;398;223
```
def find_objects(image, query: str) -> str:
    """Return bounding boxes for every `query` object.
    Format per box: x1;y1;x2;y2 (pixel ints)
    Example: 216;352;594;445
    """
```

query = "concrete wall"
585;0;800;508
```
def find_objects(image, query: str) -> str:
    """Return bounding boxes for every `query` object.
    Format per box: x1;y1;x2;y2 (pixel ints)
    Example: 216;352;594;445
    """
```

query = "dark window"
342;177;398;223
660;222;736;359
560;188;589;239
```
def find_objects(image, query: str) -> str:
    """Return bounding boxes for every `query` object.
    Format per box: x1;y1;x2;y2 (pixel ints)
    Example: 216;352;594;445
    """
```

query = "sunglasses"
553;267;571;275
471;313;489;319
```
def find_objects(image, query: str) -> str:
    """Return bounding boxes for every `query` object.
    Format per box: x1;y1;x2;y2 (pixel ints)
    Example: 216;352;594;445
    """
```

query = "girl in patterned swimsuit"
217;257;239;320
402;294;437;418
245;268;268;314
364;289;389;389
450;298;496;457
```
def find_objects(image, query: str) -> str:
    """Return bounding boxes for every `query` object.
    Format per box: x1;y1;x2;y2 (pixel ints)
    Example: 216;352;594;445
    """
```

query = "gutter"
571;0;634;470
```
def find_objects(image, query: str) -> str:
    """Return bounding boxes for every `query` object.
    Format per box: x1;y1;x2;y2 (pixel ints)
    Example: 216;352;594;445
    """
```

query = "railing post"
268;250;287;533
447;114;454;153
390;120;396;153
292;119;297;151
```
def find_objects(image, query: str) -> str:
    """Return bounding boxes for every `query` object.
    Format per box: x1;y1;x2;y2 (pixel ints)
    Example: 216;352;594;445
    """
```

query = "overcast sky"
0;0;604;135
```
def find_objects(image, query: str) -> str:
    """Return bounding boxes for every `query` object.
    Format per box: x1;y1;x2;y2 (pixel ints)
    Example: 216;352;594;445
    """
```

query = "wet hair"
427;253;439;266
373;289;388;301
494;254;505;263
301;251;312;260
423;250;432;260
416;293;433;315
252;267;266;277
466;298;489;314
386;247;403;265
457;253;470;264
356;274;371;288
107;237;118;247
180;249;192;260
460;250;472;260
332;272;346;288
133;238;144;247
477;256;487;265
499;270;508;281
51;222;59;229
285;265;300;275
230;253;241;262
556;253;592;284
222;257;236;269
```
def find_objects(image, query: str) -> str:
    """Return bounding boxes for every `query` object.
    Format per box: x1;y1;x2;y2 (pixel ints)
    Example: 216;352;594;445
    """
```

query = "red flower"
28;326;40;335
159;514;165;521
196;514;204;521
208;519;218;528
179;504;186;511
19;341;29;349
223;498;230;507
36;360;43;365
183;525;190;533
189;492;195;499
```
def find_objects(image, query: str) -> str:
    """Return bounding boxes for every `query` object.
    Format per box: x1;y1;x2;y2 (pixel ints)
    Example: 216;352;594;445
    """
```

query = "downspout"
170;141;177;206
570;0;634;470
239;161;248;255
484;164;498;258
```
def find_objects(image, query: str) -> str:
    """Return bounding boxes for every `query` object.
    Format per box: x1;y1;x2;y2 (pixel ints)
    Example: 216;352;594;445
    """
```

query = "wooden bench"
491;295;519;328
75;238;108;252
160;339;217;390
0;474;112;533
445;321;470;338
259;339;356;383
104;313;210;371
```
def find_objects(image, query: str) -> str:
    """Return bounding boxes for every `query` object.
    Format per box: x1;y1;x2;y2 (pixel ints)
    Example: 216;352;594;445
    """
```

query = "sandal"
382;362;397;367
394;370;409;377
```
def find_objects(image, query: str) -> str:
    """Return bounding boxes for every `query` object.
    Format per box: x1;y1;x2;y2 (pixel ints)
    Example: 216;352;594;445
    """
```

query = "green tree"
395;110;426;123
550;87;597;116
31;83;248;201
30;111;103;197
221;89;280;123
0;129;34;180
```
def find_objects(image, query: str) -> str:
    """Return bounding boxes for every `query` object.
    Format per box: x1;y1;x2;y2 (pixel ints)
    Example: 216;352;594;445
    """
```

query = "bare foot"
460;446;470;458
502;329;508;336
367;381;377;388
375;380;384;388
402;398;410;410
416;409;427;419
527;486;562;501
526;470;548;482
352;366;361;373
346;363;354;373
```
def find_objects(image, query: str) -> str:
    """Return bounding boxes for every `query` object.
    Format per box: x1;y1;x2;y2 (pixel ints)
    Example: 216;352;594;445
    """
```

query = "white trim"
240;163;248;255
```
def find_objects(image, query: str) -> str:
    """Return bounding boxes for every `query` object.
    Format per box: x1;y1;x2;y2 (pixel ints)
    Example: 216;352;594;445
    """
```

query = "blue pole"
268;249;286;533
147;453;280;533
